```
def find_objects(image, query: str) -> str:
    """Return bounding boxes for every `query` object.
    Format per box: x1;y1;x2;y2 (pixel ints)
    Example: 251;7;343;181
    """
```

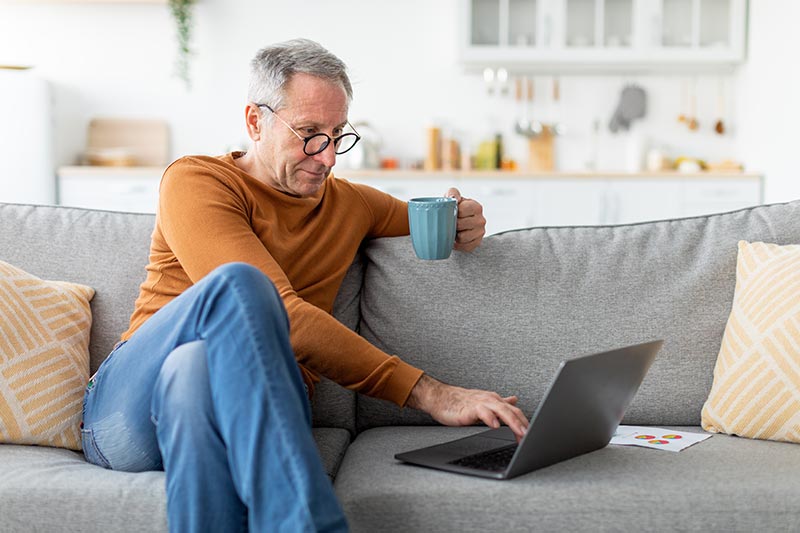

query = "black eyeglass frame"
257;104;361;156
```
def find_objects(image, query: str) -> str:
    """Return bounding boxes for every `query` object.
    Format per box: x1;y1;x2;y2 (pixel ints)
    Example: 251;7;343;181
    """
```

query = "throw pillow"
701;241;800;443
0;260;94;450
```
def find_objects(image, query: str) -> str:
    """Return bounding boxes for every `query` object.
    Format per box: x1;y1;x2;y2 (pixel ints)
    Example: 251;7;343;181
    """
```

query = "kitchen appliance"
0;68;55;204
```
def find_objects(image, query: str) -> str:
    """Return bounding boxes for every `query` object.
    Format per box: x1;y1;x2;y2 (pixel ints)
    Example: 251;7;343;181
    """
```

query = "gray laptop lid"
395;340;663;479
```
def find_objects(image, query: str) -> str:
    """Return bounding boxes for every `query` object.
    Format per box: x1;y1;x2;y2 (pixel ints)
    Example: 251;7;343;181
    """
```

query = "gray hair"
248;38;353;124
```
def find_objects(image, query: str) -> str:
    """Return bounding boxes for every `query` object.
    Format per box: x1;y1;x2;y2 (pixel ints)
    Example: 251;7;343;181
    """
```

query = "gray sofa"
1;200;799;532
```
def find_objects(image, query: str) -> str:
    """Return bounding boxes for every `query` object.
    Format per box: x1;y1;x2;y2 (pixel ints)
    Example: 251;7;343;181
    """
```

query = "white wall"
0;0;795;202
735;1;800;203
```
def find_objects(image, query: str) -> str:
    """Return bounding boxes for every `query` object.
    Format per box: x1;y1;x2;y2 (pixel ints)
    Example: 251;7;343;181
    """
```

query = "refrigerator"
0;68;56;204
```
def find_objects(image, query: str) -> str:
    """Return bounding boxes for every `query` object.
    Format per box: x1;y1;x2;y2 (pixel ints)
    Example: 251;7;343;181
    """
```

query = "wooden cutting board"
86;118;169;166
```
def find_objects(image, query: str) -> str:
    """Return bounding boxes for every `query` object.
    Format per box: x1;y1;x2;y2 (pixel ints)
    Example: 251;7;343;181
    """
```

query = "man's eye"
333;129;343;137
303;128;317;135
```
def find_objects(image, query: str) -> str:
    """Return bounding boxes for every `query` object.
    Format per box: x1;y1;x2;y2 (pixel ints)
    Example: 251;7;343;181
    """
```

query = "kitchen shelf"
58;165;165;176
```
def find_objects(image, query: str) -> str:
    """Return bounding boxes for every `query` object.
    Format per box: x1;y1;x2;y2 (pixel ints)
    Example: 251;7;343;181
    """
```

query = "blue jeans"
81;262;348;532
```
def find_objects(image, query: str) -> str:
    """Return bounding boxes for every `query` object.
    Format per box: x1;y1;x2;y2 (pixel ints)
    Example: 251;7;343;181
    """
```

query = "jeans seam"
224;270;317;531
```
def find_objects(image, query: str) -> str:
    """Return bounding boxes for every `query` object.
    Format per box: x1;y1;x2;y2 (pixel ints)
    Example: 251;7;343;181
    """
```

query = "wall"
0;0;795;203
735;0;800;203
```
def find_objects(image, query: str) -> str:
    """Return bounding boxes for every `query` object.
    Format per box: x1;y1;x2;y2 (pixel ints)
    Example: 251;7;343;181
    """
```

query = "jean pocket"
81;428;111;469
82;411;161;472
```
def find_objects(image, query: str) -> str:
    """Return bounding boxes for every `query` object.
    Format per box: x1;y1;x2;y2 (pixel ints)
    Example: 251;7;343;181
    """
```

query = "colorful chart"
648;439;670;445
662;434;683;439
635;435;656;440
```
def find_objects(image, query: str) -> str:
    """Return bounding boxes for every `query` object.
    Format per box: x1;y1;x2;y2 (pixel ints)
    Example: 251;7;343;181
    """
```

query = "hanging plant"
168;0;196;89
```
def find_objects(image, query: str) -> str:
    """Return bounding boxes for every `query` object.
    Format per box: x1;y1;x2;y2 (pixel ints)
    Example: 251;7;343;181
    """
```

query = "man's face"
259;73;349;197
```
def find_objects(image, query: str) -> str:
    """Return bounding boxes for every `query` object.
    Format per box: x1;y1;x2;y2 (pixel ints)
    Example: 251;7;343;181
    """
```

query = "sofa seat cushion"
0;428;351;532
313;427;352;479
0;443;167;532
334;426;800;532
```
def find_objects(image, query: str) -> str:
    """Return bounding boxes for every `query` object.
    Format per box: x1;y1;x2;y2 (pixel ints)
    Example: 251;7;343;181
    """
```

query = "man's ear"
244;104;263;141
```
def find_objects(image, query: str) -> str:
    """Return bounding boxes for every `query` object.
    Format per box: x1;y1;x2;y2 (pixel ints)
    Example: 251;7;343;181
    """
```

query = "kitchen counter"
58;166;166;177
57;166;761;181
56;166;764;233
339;169;762;180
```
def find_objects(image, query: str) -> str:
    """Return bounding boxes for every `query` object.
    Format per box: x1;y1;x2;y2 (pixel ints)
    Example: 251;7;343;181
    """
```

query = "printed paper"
610;425;712;452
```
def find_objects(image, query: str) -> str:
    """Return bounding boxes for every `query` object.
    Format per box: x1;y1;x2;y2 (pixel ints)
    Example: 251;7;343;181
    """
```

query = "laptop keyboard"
449;443;518;472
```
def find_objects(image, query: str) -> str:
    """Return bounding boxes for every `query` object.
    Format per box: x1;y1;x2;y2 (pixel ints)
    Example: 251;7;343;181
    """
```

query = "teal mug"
408;197;458;260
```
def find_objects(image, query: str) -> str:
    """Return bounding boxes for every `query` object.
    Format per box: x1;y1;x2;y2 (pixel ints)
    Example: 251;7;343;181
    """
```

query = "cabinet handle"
487;188;516;195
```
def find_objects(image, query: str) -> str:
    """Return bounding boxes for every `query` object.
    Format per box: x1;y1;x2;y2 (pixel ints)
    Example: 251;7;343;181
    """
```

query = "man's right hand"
406;374;529;441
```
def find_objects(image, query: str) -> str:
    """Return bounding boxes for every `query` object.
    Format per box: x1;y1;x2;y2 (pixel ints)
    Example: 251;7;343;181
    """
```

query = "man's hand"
406;374;529;441
446;188;486;252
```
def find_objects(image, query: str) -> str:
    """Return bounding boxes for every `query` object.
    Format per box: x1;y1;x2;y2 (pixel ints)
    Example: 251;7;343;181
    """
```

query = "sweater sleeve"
343;180;410;238
158;162;423;406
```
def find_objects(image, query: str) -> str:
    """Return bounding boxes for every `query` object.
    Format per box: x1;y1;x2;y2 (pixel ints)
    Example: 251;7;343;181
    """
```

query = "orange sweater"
122;153;424;406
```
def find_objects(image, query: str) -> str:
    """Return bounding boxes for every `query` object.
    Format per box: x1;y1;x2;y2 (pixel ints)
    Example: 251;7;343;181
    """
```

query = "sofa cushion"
0;443;167;532
334;426;800;532
702;241;800;443
0;427;350;532
0;260;94;450
0;203;358;432
357;201;800;430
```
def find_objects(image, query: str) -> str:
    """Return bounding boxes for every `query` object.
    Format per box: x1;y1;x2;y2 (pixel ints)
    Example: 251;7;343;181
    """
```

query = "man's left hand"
446;188;486;252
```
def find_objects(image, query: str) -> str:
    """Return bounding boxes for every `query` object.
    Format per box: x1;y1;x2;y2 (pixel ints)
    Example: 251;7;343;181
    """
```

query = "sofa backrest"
355;201;800;431
0;202;356;433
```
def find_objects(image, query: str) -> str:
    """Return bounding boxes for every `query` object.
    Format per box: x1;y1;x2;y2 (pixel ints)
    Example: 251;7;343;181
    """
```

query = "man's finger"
476;405;501;430
445;187;462;202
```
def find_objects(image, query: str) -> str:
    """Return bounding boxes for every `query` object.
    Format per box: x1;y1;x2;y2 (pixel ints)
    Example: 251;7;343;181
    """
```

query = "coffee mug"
408;197;458;260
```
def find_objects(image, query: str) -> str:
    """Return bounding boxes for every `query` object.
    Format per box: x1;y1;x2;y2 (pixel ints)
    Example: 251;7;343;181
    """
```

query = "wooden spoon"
678;79;688;124
688;78;699;131
714;78;725;135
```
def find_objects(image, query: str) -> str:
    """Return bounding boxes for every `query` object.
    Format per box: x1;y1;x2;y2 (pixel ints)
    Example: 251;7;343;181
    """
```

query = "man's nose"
313;141;337;167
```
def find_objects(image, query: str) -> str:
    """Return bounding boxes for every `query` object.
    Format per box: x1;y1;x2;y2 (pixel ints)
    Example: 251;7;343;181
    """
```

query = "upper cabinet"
460;0;748;72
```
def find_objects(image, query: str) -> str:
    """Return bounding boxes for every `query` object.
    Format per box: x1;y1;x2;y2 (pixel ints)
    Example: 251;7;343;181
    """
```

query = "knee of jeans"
212;263;282;301
211;262;268;287
151;341;213;426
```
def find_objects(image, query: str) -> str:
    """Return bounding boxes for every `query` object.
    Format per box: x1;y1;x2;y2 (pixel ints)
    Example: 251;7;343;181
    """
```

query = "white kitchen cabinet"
680;178;762;217
642;0;748;63
360;178;452;202
457;180;539;234
605;179;684;224
459;0;747;71
58;167;162;213
535;179;606;226
57;168;763;232
344;170;763;233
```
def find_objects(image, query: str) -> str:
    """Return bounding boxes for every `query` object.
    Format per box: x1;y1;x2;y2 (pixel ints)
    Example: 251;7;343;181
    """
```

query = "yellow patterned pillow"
0;260;94;450
702;241;800;443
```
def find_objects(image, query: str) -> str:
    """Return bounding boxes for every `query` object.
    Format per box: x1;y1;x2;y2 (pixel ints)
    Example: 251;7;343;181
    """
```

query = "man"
81;38;528;532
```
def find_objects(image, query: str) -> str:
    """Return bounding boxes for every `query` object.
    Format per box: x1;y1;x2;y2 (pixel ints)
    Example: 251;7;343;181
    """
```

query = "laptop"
395;340;663;480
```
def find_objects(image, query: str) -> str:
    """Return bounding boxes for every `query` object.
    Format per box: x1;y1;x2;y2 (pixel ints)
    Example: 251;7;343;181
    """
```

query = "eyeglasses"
257;104;361;156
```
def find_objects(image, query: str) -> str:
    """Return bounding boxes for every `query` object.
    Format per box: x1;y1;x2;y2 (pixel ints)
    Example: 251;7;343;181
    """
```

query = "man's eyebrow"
297;118;348;130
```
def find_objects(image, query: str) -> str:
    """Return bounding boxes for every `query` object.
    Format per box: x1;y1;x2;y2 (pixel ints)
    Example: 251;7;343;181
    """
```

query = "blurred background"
0;0;795;233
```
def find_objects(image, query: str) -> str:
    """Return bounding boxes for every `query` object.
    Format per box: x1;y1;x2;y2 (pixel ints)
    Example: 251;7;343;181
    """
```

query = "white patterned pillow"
702;241;800;443
0;260;94;450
